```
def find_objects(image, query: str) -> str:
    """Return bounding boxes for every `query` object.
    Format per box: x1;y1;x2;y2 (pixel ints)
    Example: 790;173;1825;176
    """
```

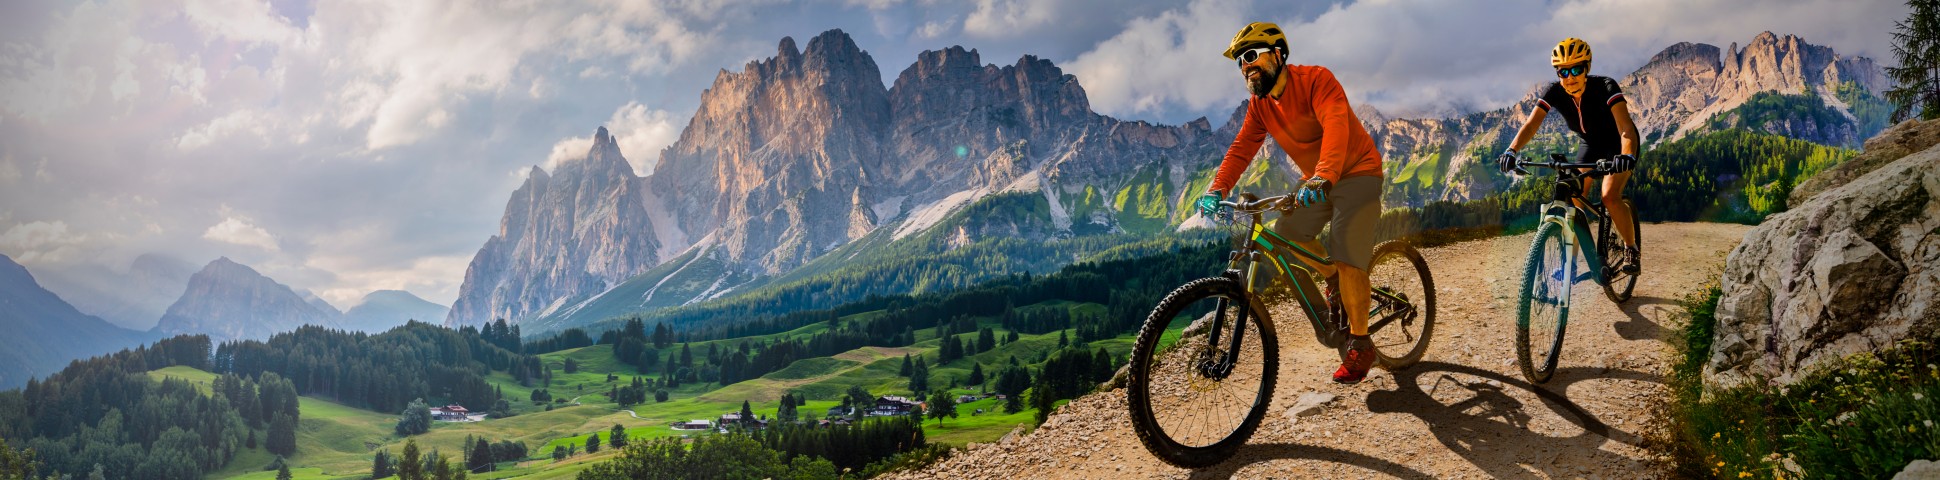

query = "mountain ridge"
451;30;1887;333
342;289;449;333
0;253;154;388
154;257;344;342
451;28;1230;329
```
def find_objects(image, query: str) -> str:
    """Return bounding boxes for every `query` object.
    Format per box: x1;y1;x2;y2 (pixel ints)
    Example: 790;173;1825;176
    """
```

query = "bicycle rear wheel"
1599;199;1639;303
1517;221;1573;384
1365;240;1435;369
1127;277;1278;468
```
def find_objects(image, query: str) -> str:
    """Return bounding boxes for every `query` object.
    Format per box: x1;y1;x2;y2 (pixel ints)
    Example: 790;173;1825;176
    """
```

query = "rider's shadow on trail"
1613;295;1678;341
1187;441;1438;480
1359;361;1661;479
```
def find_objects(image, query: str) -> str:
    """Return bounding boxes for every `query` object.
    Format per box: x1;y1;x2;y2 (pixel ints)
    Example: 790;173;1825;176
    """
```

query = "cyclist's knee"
1600;190;1625;208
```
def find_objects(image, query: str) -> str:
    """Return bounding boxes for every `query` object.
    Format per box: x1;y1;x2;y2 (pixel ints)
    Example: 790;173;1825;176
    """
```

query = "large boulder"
1705;120;1940;391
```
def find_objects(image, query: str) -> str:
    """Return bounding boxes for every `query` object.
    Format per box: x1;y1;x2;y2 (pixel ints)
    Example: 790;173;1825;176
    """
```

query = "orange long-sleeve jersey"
1208;65;1383;194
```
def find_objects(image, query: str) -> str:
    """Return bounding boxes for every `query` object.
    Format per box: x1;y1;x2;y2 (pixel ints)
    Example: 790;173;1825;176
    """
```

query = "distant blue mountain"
0;253;157;389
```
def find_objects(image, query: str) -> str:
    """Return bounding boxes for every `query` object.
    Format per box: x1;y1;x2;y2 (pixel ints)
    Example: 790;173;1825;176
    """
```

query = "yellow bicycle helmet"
1224;22;1287;60
1551;37;1592;66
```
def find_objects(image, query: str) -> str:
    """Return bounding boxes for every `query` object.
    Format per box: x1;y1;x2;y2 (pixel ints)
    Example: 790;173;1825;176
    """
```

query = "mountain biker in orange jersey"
1499;38;1642;273
1194;22;1386;384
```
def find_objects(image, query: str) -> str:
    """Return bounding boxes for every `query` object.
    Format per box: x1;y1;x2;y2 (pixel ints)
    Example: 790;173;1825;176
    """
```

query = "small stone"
1895;459;1940;480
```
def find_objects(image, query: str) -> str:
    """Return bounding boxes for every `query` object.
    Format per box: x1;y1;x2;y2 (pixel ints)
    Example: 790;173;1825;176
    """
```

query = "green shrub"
1666;281;1940;479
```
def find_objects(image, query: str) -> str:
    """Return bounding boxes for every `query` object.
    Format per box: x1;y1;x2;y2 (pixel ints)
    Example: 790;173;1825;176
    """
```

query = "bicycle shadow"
1357;361;1663;478
1187;441;1437;480
1612;295;1678;342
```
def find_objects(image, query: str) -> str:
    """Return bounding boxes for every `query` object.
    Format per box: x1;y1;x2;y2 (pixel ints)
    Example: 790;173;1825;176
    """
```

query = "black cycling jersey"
1537;75;1627;159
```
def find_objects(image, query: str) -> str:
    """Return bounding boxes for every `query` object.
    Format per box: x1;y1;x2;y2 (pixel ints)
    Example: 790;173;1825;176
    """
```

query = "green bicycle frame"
1229;215;1333;330
1219;208;1416;346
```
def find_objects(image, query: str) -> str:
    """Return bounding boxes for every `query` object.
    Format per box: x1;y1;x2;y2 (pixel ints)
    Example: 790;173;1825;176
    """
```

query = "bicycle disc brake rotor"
1192;344;1236;382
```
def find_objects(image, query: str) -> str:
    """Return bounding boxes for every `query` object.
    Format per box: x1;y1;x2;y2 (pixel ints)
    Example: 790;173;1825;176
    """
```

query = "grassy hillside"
146;297;1130;478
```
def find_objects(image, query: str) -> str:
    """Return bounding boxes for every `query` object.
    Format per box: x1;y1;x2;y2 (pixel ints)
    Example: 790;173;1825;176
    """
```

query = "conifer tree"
1889;0;1940;121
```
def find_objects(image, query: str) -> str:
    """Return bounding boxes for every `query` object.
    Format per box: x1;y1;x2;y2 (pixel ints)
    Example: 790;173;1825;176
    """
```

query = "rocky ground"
888;222;1751;479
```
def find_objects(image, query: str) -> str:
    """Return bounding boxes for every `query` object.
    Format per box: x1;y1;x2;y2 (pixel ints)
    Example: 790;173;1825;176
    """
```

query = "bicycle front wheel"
1517;221;1573;384
1127;276;1278;468
1365;240;1435;369
1599;198;1639;303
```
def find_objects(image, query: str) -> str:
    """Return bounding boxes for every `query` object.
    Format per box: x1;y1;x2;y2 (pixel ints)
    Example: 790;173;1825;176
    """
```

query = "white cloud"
916;20;955;39
175;109;270;150
278;0;718;150
963;0;1062;37
182;0;304;47
0;0;131;123
0;155;18;184
0;220;98;264
202;216;279;251
309;253;470;307
1065;0;1250;118
544;101;683;176
545;137;595;172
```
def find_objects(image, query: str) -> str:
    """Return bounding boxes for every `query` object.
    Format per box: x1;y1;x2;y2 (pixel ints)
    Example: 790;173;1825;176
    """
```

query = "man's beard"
1246;67;1278;96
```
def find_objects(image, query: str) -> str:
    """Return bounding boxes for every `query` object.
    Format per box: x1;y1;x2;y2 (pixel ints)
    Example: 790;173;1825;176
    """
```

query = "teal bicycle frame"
1520;154;1619;291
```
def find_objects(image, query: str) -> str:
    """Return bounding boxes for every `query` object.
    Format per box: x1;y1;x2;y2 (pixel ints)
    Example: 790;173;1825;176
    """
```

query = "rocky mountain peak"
1616;32;1883;146
777;35;800;61
803;29;867;65
449;122;667;327
1647;42;1723;70
156;257;341;342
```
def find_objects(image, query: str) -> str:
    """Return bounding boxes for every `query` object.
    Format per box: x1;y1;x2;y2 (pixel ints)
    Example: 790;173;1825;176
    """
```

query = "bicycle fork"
1199;294;1248;380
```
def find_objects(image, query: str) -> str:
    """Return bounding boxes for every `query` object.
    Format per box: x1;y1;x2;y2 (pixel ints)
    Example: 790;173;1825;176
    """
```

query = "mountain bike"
1126;192;1436;468
1509;153;1642;384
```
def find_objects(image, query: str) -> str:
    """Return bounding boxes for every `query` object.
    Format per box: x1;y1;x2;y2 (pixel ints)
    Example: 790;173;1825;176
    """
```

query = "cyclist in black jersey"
1498;37;1642;273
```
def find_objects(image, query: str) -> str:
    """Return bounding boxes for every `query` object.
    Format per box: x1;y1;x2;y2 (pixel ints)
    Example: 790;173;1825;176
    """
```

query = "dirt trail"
890;222;1749;479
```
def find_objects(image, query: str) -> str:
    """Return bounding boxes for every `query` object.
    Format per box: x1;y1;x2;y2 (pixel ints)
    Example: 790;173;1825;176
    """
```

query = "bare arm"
1612;102;1641;155
1509;105;1547;152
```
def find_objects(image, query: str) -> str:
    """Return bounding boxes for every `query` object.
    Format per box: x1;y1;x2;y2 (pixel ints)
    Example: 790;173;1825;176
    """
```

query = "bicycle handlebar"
1219;194;1295;213
1515;153;1612;174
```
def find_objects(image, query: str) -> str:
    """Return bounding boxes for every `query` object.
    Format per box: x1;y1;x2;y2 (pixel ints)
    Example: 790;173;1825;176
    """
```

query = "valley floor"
889;222;1752;479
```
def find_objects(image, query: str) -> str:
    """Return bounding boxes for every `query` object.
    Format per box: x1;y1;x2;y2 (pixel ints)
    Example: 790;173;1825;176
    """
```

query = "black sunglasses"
1236;47;1274;67
1556;64;1587;78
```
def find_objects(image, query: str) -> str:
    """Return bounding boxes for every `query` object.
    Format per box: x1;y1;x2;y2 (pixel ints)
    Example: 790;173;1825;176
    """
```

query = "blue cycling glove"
1195;191;1225;216
1295;177;1331;207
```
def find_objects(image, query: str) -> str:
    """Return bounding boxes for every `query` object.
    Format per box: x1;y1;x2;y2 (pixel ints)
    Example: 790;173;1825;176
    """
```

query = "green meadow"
145;299;1131;478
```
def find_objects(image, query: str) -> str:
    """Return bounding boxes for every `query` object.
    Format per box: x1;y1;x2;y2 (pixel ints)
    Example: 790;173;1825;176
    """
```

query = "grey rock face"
155;257;343;342
1706;119;1940;390
449;29;1226;327
446;126;666;327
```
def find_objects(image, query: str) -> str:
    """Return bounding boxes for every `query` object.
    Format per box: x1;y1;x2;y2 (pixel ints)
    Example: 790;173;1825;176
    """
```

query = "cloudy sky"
0;0;1908;314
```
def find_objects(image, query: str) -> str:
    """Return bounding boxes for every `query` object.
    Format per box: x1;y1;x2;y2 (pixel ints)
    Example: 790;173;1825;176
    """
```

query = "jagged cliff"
451;30;1227;328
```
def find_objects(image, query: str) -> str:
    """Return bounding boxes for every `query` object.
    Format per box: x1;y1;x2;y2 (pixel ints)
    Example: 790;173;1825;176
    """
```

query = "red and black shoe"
1333;334;1376;384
